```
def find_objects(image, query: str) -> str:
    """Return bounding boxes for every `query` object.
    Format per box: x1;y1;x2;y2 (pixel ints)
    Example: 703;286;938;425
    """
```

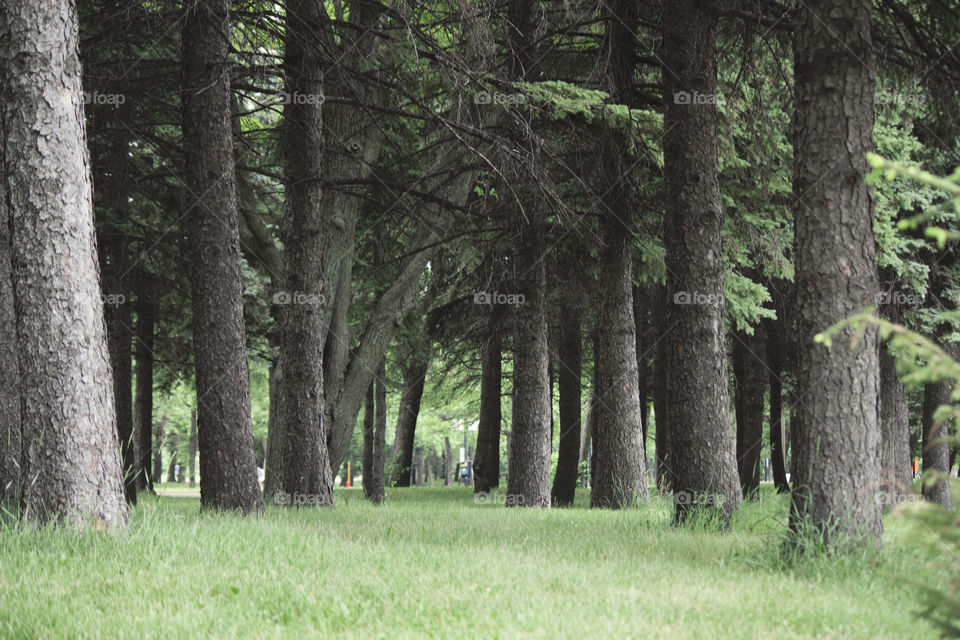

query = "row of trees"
1;0;958;553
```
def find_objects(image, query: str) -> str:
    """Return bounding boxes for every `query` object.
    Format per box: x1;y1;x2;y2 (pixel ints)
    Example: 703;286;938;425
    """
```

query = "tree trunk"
474;305;505;494
651;286;671;493
1;0;128;529
733;326;765;498
921;381;952;509
506;210;551;508
765;318;790;492
590;0;647;509
134;294;157;493
189;410;197;488
278;0;335;508
181;0;263;513
879;338;911;501
152;419;164;485
371;359;387;503
263;359;284;501
362;380;374;499
551;300;581;507
790;0;882;548
444;437;453;486
390;360;428;487
99;109;136;505
0;134;20;513
662;0;742;523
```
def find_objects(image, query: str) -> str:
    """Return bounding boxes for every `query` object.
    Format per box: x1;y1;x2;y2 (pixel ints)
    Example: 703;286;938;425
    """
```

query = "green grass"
0;483;955;639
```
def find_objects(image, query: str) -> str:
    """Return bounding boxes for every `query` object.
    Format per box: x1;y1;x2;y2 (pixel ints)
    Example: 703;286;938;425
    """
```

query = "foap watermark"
101;293;126;308
272;491;334;507
277;91;326;105
474;91;527;106
673;490;724;508
474;492;526;506
874;491;923;507
83;91;126;106
673;91;724;106
473;291;525;307
673;291;721;306
273;291;324;306
875;290;924;307
876;91;925;107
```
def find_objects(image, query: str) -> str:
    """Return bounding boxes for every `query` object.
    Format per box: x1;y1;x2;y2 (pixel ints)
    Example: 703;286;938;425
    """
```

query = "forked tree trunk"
662;0;742;523
790;0;882;548
182;0;263;513
1;0;128;529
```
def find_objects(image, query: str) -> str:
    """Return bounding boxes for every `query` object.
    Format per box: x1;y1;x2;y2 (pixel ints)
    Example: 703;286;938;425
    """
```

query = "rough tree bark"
506;209;552;508
879;336;911;500
651;286;671;492
789;0;882;548
662;0;742;523
551;297;582;507
391;360;429;487
733;325;765;498
0;111;20;512
1;0;128;529
591;0;648;509
474;305;505;494
278;0;335;507
181;0;263;513
921;381;952;509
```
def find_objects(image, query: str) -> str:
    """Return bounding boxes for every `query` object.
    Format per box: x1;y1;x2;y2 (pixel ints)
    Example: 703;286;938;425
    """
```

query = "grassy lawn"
0;483;956;639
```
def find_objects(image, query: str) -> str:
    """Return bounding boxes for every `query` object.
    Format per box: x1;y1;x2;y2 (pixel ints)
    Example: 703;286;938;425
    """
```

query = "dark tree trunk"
733;326;765;498
1;0;128;529
789;0;882;547
765;318;790;493
551;300;582;507
181;0;263;513
879;337;911;500
506;210;552;508
662;0;742;523
134;294;157;493
921;381;952;509
263;357;284;501
651;286;671;493
278;0;335;508
390;360;428;487
152;419;164;485
189;410;197;488
590;0;647;510
634;286;652;458
99;110;136;505
474;305;505;494
371;359;386;504
362;380;374;500
0;135;20;512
